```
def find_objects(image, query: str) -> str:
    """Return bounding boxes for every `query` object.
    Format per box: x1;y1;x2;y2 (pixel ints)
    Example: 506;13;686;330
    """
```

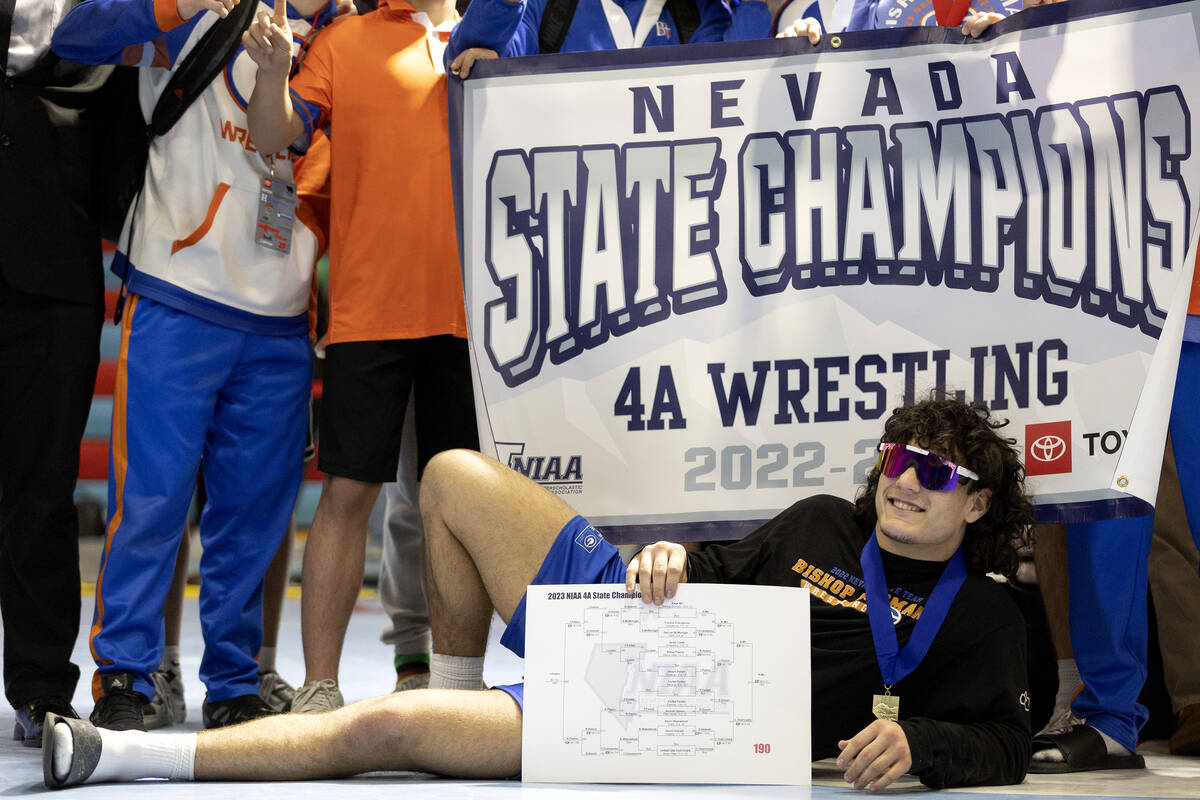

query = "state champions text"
478;57;1190;389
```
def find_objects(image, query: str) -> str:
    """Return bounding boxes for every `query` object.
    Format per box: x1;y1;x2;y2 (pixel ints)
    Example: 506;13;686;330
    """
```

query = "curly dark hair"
852;395;1035;578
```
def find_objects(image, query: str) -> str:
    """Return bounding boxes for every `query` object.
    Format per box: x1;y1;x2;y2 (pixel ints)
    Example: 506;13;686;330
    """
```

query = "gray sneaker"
257;669;296;712
142;662;186;729
1038;708;1085;737
394;672;430;692
291;679;343;714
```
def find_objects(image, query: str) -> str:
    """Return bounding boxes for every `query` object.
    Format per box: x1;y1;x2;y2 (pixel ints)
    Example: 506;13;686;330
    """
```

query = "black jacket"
687;495;1032;789
1;8;106;307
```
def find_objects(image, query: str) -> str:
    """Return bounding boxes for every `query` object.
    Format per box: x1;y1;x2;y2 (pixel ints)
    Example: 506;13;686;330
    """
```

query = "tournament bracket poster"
449;0;1200;542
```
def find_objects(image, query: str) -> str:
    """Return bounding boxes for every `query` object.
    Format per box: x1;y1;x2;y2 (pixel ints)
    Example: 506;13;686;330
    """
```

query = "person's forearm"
53;0;187;65
446;0;527;63
247;69;303;156
902;717;1029;788
723;0;771;41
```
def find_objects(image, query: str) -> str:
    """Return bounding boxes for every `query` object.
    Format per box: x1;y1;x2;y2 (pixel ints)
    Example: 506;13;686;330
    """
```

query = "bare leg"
380;395;431;674
420;450;577;656
262;519;294;649
194;689;521;780
1032;523;1083;742
163;529;191;648
1034;523;1072;658
301;476;381;683
1149;439;1200;712
142;527;190;729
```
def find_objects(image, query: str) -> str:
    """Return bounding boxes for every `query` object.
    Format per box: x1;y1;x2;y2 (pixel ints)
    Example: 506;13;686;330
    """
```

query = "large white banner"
450;0;1200;541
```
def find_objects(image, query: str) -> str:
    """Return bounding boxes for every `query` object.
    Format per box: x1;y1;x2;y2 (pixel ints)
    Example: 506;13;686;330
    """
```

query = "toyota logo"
1030;435;1067;463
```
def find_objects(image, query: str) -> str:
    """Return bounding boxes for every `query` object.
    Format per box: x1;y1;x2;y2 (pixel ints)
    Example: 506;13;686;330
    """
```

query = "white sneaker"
291;679;343;714
143;660;186;729
257;669;297;712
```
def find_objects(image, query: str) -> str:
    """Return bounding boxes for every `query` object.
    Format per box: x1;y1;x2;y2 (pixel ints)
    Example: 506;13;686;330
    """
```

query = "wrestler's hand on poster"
449;48;499;79
837;719;913;791
626;541;688;605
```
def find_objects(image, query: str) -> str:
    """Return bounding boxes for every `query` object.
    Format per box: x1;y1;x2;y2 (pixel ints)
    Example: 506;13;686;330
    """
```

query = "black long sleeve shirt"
685;494;1031;789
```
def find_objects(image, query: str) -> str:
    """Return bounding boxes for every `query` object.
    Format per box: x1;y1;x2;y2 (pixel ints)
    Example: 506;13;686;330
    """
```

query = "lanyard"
859;534;967;689
598;0;668;49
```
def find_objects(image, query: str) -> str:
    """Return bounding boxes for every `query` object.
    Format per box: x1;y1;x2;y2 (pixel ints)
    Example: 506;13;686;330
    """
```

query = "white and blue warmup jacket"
52;0;335;705
53;0;335;336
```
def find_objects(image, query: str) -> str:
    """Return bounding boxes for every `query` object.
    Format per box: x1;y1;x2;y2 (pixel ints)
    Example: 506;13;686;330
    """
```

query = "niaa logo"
497;441;583;485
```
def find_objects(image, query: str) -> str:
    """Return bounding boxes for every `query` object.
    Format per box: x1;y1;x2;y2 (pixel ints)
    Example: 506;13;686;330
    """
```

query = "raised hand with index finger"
242;1;295;75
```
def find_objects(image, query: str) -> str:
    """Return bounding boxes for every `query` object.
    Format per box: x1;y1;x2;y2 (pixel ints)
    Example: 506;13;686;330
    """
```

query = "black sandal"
1029;724;1145;774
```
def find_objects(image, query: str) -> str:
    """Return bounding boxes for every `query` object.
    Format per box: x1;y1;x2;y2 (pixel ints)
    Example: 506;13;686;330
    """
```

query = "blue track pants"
92;295;311;702
1067;339;1200;751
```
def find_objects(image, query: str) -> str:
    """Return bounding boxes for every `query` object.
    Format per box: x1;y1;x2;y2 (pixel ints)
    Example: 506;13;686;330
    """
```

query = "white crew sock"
161;646;181;668
429;654;485;690
1037;658;1083;736
1053;658;1082;714
1095;727;1133;755
52;724;196;783
257;646;277;672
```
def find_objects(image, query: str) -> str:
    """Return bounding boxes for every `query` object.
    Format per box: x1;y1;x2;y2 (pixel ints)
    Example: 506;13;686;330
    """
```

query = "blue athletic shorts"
493;515;625;712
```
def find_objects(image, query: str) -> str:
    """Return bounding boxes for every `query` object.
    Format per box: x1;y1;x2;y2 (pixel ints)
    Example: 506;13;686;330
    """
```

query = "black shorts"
318;335;479;483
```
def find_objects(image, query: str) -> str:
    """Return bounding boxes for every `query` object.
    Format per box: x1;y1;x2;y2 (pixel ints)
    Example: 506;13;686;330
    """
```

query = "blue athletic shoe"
13;697;79;748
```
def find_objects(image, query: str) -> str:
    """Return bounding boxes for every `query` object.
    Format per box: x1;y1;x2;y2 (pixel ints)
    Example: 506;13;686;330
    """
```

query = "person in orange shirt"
242;0;496;712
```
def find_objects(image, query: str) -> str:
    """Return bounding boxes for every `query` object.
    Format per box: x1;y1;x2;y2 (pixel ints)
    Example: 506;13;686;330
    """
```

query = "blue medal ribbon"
859;534;967;689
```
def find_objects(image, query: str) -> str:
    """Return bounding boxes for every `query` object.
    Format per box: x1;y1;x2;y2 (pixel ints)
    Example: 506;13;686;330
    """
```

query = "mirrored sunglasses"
876;442;979;491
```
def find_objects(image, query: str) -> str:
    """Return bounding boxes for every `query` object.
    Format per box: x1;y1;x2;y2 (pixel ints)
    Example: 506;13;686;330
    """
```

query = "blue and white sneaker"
13;697;78;748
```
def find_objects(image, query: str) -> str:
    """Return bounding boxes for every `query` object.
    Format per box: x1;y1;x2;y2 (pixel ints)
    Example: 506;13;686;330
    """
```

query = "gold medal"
872;689;899;721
